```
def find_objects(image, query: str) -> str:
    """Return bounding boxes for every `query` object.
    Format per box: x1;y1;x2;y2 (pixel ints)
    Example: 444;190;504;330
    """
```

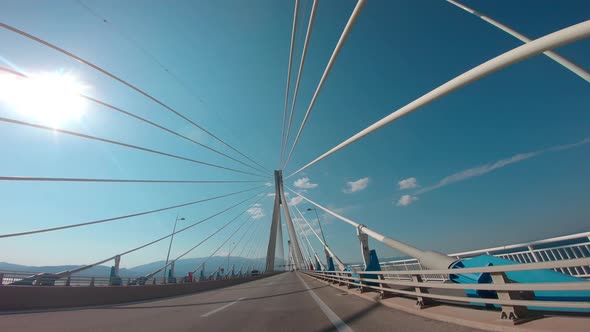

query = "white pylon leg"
265;170;306;271
265;172;282;272
277;213;285;270
277;171;305;270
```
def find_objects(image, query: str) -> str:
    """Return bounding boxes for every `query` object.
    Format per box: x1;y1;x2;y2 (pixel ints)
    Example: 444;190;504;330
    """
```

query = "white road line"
296;273;354;332
200;297;246;317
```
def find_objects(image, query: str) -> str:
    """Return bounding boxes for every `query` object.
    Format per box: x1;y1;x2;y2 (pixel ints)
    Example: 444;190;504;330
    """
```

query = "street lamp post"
227;242;236;274
307;208;331;268
163;213;185;283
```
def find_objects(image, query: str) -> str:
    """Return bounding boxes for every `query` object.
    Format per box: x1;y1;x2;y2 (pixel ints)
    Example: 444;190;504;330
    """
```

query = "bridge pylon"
265;170;305;272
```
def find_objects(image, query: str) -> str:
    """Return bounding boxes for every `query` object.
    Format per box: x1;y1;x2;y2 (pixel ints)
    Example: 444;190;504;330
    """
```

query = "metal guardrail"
0;270;257;287
351;232;590;281
304;258;590;322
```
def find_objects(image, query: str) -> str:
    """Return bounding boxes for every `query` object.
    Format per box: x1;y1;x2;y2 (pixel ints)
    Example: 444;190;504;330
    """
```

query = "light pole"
163;214;185;282
307;207;331;268
227;242;236;274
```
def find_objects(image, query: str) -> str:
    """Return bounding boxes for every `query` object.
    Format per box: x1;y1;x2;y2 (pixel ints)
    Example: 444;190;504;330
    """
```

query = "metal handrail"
359;232;590;281
303;258;590;319
451;232;590;257
0;269;261;286
352;257;590;275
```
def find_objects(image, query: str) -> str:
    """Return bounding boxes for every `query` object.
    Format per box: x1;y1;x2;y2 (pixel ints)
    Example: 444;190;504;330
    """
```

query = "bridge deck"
0;272;477;332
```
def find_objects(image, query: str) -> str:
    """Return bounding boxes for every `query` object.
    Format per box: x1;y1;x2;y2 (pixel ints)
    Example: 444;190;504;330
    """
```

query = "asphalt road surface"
0;272;480;331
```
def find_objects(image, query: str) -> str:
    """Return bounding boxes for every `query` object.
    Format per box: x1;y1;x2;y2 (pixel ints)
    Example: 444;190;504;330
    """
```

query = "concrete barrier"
0;273;280;311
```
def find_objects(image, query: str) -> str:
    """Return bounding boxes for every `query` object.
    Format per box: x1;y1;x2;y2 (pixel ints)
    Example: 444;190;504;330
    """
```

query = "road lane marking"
200;297;246;317
296;273;354;332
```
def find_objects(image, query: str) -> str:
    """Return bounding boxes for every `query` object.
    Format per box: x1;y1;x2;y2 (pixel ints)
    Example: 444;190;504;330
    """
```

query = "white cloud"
396;195;418;206
264;182;272;187
416;152;538;195
343;177;369;193
297;219;320;236
266;193;276;197
412;137;590;196
398;177;418;190
293;177;318;189
288;196;304;206
246;204;265;219
303;227;321;237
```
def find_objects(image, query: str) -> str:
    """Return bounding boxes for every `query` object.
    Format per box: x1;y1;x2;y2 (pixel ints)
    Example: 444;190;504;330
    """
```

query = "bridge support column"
356;226;388;296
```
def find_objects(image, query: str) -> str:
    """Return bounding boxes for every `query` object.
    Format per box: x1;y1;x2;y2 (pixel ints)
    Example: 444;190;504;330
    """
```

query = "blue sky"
0;0;589;268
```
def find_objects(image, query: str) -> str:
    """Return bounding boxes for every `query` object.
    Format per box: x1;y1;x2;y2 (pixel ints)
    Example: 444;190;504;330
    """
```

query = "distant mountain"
1;255;404;278
0;256;268;278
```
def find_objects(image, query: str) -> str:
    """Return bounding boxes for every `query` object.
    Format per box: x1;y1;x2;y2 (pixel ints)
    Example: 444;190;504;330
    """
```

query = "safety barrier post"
490;271;532;324
411;274;433;309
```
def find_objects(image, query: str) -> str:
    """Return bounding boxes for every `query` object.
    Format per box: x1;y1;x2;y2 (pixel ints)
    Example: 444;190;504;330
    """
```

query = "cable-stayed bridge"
0;1;589;331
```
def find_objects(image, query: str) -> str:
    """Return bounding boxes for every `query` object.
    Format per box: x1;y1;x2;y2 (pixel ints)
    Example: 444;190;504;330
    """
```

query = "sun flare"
0;71;88;127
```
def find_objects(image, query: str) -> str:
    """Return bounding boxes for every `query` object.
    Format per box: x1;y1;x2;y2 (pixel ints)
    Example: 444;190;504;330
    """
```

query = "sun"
0;70;88;127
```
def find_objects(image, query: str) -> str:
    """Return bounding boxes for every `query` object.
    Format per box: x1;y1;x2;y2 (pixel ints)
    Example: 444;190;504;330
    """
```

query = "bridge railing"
304;257;590;322
350;232;590;281
0;270;157;286
0;270;258;286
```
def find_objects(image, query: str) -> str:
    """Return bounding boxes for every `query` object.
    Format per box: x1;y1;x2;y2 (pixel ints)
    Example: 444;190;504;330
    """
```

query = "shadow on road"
100;284;330;310
220;281;302;291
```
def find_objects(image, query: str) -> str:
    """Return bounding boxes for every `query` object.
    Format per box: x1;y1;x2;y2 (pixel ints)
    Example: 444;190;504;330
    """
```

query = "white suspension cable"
0;22;270;173
282;0;366;170
0;185;265;238
150;193;267;279
282;0;319;167
0;67;268;176
447;0;590;83
288;188;456;270
287;20;590;178
292;212;312;267
296;213;325;268
191;204;262;274
58;191;265;277
234;206;268;258
243;216;271;262
228;198;272;260
280;0;301;167
293;204;345;270
292;206;318;265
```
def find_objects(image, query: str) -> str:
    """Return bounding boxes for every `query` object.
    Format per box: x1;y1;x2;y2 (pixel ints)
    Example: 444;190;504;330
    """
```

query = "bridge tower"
265;170;305;272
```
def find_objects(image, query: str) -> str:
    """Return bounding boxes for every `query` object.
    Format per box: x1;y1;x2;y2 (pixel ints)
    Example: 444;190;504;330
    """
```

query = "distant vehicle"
251;270;260;276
